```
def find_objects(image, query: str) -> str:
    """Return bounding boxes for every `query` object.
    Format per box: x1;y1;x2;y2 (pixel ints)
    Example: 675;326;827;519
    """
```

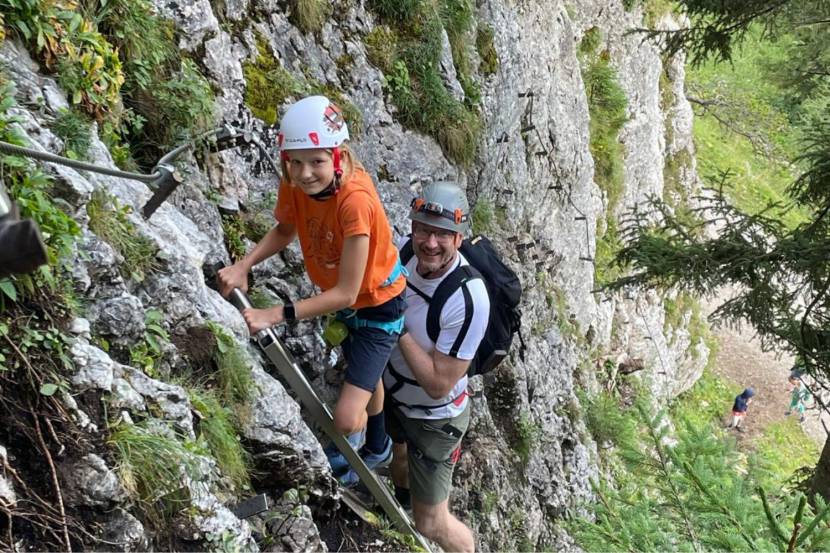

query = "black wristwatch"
283;301;296;322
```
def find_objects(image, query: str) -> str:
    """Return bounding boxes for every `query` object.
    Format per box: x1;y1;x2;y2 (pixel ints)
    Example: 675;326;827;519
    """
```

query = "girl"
218;95;405;482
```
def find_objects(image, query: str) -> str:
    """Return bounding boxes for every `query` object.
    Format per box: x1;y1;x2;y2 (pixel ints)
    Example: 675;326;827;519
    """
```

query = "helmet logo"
323;103;345;134
309;132;319;146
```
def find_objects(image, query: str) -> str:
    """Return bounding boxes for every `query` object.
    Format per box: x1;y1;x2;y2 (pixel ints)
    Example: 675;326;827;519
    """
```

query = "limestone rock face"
1;0;708;549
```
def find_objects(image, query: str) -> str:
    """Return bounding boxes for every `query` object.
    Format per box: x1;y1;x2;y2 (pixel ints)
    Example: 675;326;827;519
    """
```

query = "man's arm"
397;334;470;400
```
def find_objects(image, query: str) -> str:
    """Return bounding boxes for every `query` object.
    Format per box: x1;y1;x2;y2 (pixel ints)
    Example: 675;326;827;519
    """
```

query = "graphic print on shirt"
306;216;339;270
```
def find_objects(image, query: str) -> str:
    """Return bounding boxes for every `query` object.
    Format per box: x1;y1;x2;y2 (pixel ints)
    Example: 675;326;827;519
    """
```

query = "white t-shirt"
385;237;490;419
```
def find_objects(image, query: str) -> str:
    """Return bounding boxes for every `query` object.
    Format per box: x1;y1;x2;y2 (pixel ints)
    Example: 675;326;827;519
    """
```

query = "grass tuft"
189;387;252;493
109;421;201;527
206;321;254;403
86;189;159;282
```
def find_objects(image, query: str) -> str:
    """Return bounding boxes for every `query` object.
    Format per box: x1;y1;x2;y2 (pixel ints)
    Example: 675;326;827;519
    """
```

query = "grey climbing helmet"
409;181;470;233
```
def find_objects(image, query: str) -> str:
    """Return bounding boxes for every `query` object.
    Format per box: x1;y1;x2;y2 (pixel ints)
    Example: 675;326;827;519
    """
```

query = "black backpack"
401;235;524;376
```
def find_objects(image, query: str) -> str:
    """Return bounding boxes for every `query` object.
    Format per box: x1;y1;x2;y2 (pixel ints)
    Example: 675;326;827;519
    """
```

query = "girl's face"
286;148;335;195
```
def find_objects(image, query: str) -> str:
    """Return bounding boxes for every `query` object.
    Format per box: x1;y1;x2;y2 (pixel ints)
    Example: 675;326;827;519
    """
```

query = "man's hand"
242;305;284;334
218;261;250;297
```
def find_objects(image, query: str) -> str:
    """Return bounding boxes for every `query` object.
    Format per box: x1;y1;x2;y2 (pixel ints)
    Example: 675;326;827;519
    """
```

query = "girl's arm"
243;234;370;332
218;222;296;296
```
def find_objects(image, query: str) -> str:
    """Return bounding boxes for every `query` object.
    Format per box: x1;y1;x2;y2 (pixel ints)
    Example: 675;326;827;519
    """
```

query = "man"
384;181;489;553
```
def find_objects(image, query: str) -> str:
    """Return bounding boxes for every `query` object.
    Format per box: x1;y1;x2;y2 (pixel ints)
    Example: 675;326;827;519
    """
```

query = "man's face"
411;221;462;276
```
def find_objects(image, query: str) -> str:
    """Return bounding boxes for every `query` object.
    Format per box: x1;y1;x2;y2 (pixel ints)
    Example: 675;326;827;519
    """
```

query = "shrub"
513;413;541;464
366;0;482;165
579;389;637;448
471;199;495;235
1;1;125;117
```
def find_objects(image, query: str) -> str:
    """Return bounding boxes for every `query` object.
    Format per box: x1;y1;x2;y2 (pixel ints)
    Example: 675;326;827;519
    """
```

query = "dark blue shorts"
341;293;406;393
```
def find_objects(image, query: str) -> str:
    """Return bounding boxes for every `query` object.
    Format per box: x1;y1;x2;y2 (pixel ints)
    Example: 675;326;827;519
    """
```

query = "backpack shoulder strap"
426;265;482;346
400;236;414;265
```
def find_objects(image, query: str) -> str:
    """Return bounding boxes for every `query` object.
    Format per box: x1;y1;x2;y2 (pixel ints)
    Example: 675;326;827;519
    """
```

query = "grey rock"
69;342;115;391
240;367;333;496
97;508;151;552
114;365;195;437
62;454;126;507
87;292;146;344
149;0;219;51
261;492;327;553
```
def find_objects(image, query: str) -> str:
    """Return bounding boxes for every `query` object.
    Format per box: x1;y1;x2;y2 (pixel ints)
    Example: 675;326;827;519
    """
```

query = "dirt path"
704;295;824;447
710;321;794;443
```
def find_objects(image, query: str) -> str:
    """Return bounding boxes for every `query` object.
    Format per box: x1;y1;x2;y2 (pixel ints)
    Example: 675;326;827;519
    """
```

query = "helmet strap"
332;147;342;194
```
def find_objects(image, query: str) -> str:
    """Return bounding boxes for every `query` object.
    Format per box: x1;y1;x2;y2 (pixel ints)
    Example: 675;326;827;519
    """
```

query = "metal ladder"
225;288;432;552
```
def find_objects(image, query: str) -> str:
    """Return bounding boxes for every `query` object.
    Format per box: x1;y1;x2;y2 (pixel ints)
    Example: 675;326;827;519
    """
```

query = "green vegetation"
242;35;363;135
513;412;541;464
130;309;170;378
86;189;159;282
0;80;80;306
243;36;302;126
476;24;498;75
189;387;252;493
365;25;398;72
470;198;495;235
50;108;92;159
365;0;483;165
207;321;254;403
578;29;629;288
579;389;637;448
221;213;248;262
572;388;827;551
109;421;201;527
288;0;331;33
662;290;714;361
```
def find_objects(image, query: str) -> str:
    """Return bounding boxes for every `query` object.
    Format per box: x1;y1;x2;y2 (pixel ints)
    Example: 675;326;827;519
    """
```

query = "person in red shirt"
218;95;406;482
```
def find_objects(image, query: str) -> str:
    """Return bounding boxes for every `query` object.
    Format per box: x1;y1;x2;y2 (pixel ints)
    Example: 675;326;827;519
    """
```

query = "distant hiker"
786;375;811;423
727;387;755;432
217;95;405;482
382;182;489;553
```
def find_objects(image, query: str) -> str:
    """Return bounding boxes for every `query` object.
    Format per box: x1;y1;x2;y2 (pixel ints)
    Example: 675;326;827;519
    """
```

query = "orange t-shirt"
273;168;405;309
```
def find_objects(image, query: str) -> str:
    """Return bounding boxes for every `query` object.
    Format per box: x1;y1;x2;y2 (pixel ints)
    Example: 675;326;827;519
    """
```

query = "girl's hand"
243;306;284;334
218;262;250;297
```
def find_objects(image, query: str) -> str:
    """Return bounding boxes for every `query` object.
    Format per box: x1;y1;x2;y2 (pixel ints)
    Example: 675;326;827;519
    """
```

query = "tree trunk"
810;437;830;502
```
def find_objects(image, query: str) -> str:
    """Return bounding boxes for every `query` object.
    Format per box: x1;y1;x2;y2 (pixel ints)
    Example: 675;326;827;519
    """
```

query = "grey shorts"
385;401;471;505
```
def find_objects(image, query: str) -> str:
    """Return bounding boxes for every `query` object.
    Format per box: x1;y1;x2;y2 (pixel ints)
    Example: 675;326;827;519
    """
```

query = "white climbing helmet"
277;95;349;152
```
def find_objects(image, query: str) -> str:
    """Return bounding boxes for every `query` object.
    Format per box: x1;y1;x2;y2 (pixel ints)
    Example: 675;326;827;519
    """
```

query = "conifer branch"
758;486;789;547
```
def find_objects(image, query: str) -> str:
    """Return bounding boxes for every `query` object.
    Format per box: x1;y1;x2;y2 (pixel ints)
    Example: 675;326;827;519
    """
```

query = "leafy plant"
1;80;80;306
130;309;170;377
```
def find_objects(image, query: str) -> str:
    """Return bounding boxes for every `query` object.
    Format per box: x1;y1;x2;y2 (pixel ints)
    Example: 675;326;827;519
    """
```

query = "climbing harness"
0;124;279;218
222;286;431;552
334;255;408;336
